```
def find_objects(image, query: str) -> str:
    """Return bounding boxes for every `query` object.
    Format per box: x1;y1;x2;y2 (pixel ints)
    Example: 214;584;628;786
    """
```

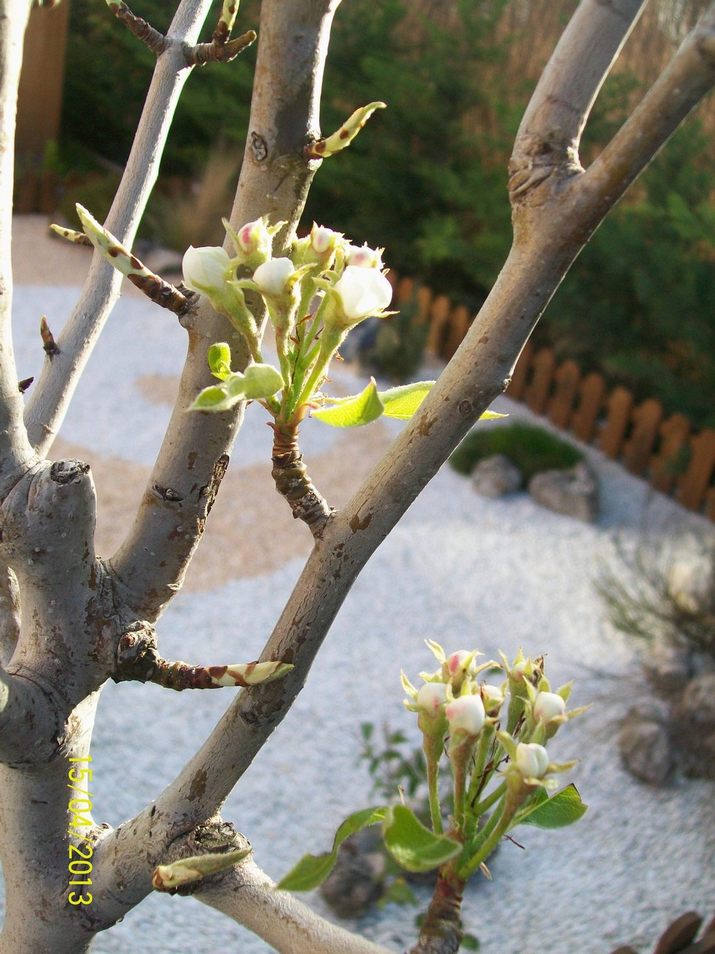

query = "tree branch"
583;3;715;205
24;0;216;457
0;0;37;490
0;666;61;764
195;857;391;954
509;0;646;196
110;0;341;621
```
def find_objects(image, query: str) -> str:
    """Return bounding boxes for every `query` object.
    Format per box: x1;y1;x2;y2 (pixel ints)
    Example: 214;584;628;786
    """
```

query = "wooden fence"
387;272;715;522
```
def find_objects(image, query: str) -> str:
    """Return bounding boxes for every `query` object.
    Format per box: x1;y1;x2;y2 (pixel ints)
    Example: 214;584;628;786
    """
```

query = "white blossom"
416;682;448;715
346;243;383;269
515;742;549;779
253;258;295;297
182;246;231;296
311;223;342;254
533;691;566;724
445;694;485;736
333;265;392;322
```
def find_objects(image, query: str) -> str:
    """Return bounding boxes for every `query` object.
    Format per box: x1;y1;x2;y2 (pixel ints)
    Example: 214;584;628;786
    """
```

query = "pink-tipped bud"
346;243;383;269
416;682;448;715
445;694;485;737
310;223;342;255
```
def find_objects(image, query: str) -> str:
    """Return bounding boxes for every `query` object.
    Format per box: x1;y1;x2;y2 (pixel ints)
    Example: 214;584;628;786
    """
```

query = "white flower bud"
253;258;295;297
311;223;342;254
237;219;273;257
481;683;505;714
446;651;471;677
445;694;485;736
533;691;566;724
416;682;447;715
182;246;231;295
333;265;392;322
515;742;549;779
346;243;383;269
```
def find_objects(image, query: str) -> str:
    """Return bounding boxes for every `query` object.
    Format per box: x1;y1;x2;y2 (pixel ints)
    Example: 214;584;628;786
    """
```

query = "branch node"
271;422;333;538
40;316;60;358
185;29;257;67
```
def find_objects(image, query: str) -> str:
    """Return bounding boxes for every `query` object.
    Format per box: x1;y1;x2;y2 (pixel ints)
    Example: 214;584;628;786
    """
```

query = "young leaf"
276;806;387;891
189;385;241;413
243;363;284;399
208;342;232;380
382;805;461;873
518;784;587;829
312;378;384;427
379;381;434;420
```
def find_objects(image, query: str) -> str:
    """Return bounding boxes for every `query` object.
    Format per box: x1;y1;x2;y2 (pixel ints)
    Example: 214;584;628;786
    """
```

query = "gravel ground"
3;221;714;954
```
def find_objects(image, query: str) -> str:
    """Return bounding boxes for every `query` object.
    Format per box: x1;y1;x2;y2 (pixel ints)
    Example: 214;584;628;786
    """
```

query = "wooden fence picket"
506;341;534;400
547;359;581;428
426;295;451;356
622;399;664;475
444;305;472;359
525;347;556;414
416;286;433;324
650;414;692;493
599;387;635;459
570;372;606;442
678;429;715;511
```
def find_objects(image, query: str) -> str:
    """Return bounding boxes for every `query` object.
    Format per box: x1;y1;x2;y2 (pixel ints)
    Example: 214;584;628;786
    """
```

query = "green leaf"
518;784;587;829
243;363;284;399
208;342;232;381
479;411;508;421
189;385;241;413
276;806;387;891
382;805;461;873
312;378;385;427
379;381;434;420
462;933;480;950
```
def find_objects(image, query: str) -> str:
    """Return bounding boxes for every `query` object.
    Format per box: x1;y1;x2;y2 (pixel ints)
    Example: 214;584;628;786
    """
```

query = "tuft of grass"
449;422;583;481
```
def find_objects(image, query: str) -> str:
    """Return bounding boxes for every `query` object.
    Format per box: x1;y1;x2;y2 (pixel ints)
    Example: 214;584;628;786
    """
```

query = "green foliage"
382;805;461;873
449;422;583;480
516;784;588;829
544;120;715;428
359;722;426;803
276;806;387;891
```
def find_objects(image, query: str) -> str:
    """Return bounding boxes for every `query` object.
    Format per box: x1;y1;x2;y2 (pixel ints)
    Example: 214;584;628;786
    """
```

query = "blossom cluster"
182;218;394;419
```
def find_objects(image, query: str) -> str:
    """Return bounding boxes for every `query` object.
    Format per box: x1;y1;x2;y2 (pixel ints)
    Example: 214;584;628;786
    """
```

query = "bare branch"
583;3;715;204
0;0;38;489
105;0;169;55
111;0;341;621
509;0;646;197
24;0;216;457
195;858;391;954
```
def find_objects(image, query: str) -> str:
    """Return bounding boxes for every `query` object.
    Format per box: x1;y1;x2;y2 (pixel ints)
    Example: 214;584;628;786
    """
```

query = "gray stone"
666;536;715;616
675;672;715;728
319;827;386;918
528;462;599;522
618;715;674;786
471;454;522;498
642;641;692;699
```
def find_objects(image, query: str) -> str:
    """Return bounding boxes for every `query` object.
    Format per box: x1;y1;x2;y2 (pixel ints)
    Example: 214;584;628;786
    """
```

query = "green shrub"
358;301;429;383
449;422;583;480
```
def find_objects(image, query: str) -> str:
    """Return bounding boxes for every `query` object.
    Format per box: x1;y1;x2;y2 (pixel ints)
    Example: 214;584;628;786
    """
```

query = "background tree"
1;1;714;952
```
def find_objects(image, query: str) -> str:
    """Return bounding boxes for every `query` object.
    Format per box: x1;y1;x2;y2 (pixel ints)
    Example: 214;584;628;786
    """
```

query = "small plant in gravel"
279;643;587;951
450;422;583;482
598;532;715;783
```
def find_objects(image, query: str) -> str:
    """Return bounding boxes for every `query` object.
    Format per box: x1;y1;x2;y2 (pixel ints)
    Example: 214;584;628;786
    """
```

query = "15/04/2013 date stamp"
67;755;94;906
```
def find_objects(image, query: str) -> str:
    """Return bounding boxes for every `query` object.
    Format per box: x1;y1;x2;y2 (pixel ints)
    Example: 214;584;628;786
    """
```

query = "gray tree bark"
1;0;714;952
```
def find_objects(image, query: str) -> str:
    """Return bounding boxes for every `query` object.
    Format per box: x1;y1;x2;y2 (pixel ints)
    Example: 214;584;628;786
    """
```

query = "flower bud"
236;218;273;259
346;243;383;269
533;691;566;724
515;742;549;780
481;683;505;715
182;246;232;296
416;681;448;715
333;265;393;324
445;694;485;737
253;258;295;297
311;223;342;255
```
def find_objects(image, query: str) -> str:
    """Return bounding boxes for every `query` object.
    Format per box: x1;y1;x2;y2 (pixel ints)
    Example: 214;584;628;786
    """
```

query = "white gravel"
2;285;714;954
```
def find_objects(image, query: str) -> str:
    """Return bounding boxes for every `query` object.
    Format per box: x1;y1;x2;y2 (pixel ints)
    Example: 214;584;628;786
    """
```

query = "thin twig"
271;421;333;537
105;0;169;55
186;29;256;66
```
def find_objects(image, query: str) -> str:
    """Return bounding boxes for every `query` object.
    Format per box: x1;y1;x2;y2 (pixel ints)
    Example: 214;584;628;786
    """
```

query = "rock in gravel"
320;827;386;918
618;713;674;786
642;641;692;699
528;462;599;522
471;454;522;498
675;672;715;728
